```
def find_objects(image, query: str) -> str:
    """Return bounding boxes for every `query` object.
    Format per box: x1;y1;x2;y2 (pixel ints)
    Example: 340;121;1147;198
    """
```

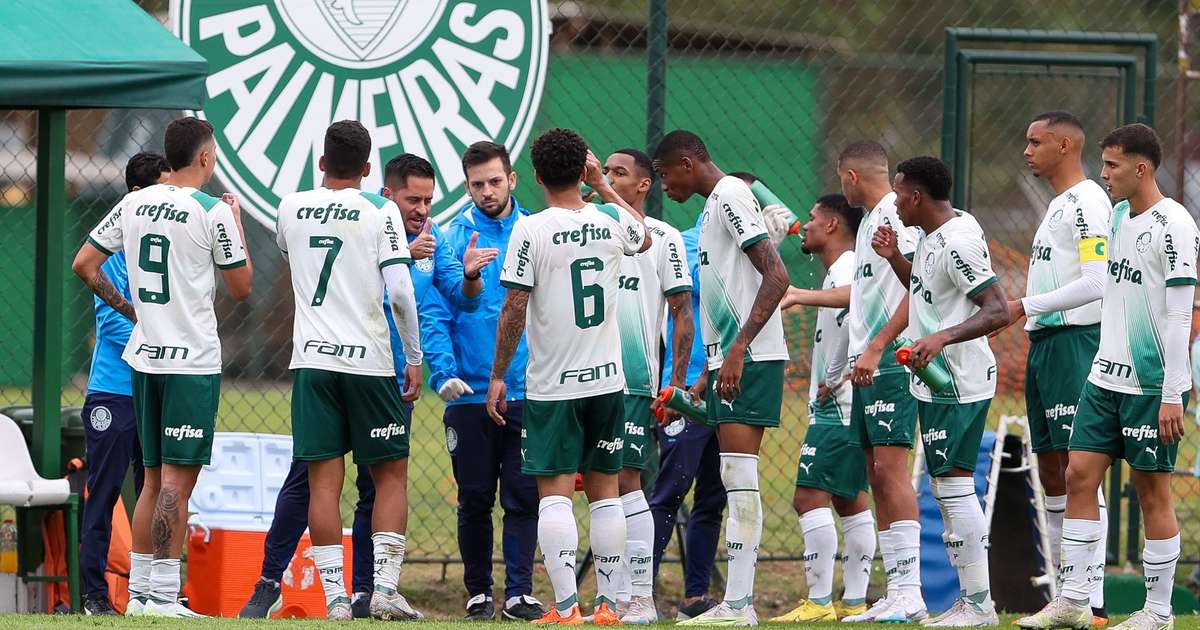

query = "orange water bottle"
894;337;953;392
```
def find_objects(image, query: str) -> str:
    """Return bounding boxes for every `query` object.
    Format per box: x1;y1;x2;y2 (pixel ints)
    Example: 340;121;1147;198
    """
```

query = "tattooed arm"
666;292;695;388
486;288;530;425
72;242;136;323
713;239;789;400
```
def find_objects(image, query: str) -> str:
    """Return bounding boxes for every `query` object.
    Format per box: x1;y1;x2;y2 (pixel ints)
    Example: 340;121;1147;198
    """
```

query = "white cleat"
843;595;895;622
1015;597;1091;629
925;600;998;627
124;597;147;617
621;595;658;625
370;588;424;620
327;597;353;621
142;600;208;618
874;592;928;624
676;600;759;626
1110;609;1173;630
922;600;967;626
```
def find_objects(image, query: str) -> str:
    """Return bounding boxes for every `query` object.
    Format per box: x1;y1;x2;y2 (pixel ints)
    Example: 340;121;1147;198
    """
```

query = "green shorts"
851;371;918;448
522;391;624;476
291;368;410;465
703;360;784;427
621;395;656;470
795;423;868;499
1026;325;1099;453
132;371;220;467
917;399;990;477
1069;382;1186;472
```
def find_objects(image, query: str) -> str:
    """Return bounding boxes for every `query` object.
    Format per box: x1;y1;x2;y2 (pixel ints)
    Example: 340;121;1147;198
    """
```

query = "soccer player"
72;117;253;617
652;130;789;627
871;156;1009;627
787;141;926;622
424;141;544;621
1001;111;1111;623
275;120;423;621
1019;125;1198;630
79;152;170;616
773;194;877;623
486;128;650;625
601;147;693;624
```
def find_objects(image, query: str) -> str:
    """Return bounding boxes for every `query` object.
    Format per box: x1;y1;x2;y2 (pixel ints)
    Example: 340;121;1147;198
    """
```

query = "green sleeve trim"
1166;277;1198;287
87;236;114;256
965;275;998;299
379;257;412;269
189;190;219;212
903;251;915;261
594;202;620;223
663;285;692;297
740;232;769;251
216;258;247;270
359;191;389;209
500;279;533;292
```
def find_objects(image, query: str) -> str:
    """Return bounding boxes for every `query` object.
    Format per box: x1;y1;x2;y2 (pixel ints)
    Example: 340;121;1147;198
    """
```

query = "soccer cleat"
926;600;998;627
238;577;282;618
925;600;967;626
676;600;759;626
621;595;658;625
351;592;371;619
1015;597;1091;629
503;595;547;621
837;601;868;620
677;596;720;620
874;592;928;623
593;601;622;626
532;603;585;625
843;595;894;622
1109;609;1173;630
465;593;495;620
771;599;837;623
369;588;424;620
143;600;208;618
82;593;117;616
1093;616;1109;628
327;596;353;621
124;596;147;616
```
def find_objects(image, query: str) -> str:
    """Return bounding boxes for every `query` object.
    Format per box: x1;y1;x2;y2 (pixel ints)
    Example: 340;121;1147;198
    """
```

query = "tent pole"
33;108;65;478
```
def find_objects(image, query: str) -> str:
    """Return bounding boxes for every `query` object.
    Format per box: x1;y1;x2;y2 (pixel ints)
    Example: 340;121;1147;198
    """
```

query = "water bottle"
893;337;953;393
749;180;801;236
656;386;708;423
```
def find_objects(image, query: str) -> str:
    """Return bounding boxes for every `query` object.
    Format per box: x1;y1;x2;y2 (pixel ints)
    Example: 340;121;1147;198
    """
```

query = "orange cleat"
1092;615;1109;627
533;604;585;625
592;602;622;626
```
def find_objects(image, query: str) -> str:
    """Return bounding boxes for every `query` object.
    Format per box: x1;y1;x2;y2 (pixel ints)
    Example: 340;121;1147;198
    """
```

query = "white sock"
1142;534;1179;618
312;544;348;607
1044;494;1067;570
129;552;153;601
934;477;991;607
841;509;876;605
1060;518;1103;604
148;559;181;604
878;528;898;597
1091;490;1107;610
890;519;922;597
621;490;654;598
720;453;762;608
799;508;837;604
371;532;406;594
538;496;579;613
589;498;626;607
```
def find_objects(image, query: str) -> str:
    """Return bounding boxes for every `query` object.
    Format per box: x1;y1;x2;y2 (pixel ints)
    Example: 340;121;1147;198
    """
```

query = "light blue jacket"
662;213;707;388
88;253;134;396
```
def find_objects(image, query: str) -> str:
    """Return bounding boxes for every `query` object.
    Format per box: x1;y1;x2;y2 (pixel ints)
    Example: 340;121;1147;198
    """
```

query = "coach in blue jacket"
420;141;541;621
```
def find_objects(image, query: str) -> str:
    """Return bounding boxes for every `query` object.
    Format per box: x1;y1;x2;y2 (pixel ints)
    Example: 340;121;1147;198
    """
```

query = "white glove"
762;203;797;247
438;378;475;402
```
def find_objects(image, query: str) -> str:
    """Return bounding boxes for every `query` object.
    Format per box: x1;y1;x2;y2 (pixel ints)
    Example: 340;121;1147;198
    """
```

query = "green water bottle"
893;337;953;392
656;386;708;423
749;180;801;236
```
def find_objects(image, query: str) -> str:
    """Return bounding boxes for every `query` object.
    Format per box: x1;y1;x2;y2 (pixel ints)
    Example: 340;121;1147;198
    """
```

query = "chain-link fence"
2;1;1199;577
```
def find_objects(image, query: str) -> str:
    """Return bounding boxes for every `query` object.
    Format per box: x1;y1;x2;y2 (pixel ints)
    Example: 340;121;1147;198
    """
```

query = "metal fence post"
32;108;65;479
645;0;667;220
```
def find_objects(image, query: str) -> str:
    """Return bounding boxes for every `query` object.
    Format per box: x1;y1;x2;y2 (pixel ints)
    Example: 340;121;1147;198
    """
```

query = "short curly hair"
531;128;588;189
896;156;953;201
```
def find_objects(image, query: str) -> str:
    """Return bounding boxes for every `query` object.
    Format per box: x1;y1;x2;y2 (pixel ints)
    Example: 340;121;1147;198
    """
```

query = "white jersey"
500;202;646;401
809;251;854;426
849;192;918;375
619;216;691;398
1025;179;1112;331
1088;198;1200;396
698;176;788;370
276;188;412;376
88;185;247;375
908;212;998;403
